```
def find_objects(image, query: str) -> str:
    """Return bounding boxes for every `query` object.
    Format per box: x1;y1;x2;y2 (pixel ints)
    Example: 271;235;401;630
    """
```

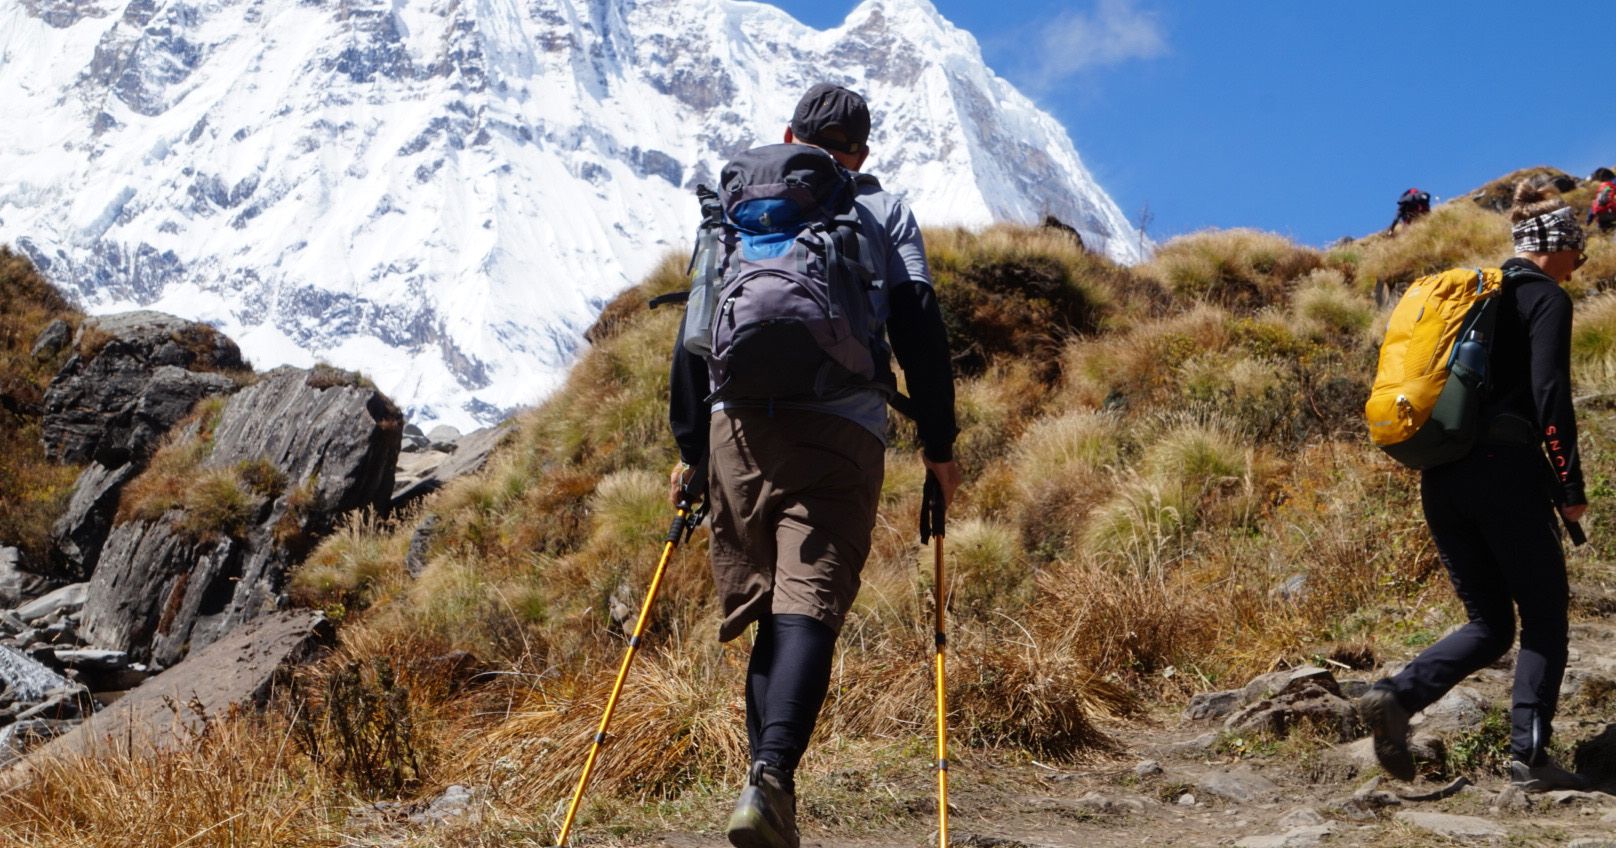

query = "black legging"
1377;444;1569;763
746;613;837;786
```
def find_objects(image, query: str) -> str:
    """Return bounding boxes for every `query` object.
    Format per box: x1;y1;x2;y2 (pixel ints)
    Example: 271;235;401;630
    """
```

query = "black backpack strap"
649;291;689;309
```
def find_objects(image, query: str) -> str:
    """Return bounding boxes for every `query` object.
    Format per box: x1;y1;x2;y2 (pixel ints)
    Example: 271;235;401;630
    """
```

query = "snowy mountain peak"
2;0;1146;430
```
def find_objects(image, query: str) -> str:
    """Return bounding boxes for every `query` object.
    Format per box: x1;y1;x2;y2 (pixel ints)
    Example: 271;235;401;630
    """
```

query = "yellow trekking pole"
553;462;707;847
920;470;949;848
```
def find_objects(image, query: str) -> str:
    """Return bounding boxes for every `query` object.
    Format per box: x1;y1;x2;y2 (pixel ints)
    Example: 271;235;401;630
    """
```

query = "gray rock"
1491;784;1530;812
1167;732;1221;757
1413;686;1489;734
1338;679;1370;699
1393;811;1505;843
80;368;401;666
18;611;331;766
1224;667;1358;742
391;422;513;508
1186;688;1245;721
0;645;72;703
1071;791;1150;816
1176;793;1196;806
1195;768;1281;804
42;312;243;466
15;583;88;625
48;462;139;580
1234;825;1336;848
403;423;425;438
15;685;91;721
1273;574;1307;601
0;718;79;768
1276;807;1326;828
1133;759;1163;779
30;318;71;360
0;547;57;608
1569;839;1616;848
50;649;129;671
1544;790;1611;806
425;424;462;444
404;514;439;578
409;783;476;825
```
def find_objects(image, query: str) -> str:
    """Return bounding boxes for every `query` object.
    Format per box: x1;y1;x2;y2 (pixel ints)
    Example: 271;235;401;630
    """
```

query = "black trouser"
1377;444;1569;763
745;612;838;789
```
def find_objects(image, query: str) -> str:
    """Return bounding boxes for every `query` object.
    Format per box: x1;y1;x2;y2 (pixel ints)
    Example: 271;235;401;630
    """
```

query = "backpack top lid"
1399;187;1430;206
720;144;854;230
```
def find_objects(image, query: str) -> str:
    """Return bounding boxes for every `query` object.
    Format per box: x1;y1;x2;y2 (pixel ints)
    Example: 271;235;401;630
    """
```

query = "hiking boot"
1509;758;1589;792
726;760;799;848
1357;687;1415;781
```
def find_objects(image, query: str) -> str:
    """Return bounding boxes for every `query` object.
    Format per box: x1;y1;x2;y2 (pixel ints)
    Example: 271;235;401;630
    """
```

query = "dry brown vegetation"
4;171;1616;844
0;246;82;563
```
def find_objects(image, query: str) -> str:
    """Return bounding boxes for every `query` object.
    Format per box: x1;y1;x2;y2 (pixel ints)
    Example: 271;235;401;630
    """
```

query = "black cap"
790;83;870;155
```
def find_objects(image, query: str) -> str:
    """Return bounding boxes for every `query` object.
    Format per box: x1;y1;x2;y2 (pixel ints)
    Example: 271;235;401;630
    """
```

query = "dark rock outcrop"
47;461;138;580
42;311;243;466
80;367;401;667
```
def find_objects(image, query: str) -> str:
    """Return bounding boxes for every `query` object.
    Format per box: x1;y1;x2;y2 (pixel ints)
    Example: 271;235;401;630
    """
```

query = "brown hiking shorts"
708;407;885;642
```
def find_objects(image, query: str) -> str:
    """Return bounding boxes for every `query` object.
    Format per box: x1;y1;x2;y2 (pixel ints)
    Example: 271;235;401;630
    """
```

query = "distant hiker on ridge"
1359;180;1591;792
1586;177;1616;234
1385;187;1431;235
667;83;960;848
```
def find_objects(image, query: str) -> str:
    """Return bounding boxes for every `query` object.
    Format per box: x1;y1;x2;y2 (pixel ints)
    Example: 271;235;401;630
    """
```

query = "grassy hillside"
5;173;1616;845
0;246;82;564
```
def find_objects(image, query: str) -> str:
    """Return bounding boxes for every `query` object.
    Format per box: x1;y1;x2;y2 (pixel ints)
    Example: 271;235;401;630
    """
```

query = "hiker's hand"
923;457;962;510
669;461;692;508
1561;503;1587;524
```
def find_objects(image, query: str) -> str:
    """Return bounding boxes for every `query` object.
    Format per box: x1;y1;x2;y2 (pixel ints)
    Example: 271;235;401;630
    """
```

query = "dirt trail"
621;584;1616;848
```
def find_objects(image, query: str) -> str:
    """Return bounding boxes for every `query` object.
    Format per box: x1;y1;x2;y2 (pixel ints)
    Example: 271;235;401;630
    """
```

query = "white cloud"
1018;0;1167;89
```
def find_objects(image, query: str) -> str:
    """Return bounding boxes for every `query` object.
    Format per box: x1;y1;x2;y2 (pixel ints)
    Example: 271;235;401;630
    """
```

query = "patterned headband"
1512;206;1586;255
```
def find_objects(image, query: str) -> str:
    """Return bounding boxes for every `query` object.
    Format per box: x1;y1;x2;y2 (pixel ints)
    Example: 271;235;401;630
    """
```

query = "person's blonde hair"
1511;180;1568;223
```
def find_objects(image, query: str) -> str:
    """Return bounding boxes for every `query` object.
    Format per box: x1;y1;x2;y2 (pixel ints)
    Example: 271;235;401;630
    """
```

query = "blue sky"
764;0;1616;248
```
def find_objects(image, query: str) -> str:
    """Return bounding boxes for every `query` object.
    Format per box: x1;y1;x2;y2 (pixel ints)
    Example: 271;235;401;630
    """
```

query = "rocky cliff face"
1;0;1144;431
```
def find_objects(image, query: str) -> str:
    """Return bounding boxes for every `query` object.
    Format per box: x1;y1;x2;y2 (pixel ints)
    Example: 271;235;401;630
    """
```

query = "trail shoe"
1510;757;1589;792
1357;687;1415;781
726;760;799;848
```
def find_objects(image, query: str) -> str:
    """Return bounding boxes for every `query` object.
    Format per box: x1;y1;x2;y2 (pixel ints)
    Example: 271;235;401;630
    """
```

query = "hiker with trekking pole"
1360;179;1592;792
660;83;961;848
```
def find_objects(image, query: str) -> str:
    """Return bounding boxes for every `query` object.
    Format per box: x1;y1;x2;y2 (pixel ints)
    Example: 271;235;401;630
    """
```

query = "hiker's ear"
783;126;795;144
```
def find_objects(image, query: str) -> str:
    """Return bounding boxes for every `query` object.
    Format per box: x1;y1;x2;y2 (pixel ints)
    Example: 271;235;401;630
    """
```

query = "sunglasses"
1575;252;1589;270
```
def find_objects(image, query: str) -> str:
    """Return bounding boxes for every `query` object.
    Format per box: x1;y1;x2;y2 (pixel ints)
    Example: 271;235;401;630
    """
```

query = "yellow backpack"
1365;267;1504;469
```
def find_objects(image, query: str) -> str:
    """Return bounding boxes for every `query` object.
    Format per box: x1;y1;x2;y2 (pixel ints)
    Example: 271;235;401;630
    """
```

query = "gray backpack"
689;144;892;403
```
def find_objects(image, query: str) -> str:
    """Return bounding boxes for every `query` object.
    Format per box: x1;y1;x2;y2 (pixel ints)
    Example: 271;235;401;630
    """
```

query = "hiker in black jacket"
668;84;959;848
1358;181;1590;792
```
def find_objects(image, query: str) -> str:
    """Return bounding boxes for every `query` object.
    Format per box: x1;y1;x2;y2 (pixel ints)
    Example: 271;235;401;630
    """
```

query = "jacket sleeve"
1526;288;1585;505
887;279;957;463
669;318;711;466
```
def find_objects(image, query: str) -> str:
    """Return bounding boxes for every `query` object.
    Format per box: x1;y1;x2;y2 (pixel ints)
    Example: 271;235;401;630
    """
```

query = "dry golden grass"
3;212;1581;845
0;707;344;847
1139;228;1322;311
1335;201;1511;296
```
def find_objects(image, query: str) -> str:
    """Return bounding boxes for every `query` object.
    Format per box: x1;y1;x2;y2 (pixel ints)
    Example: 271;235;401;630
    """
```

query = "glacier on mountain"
0;0;1147;429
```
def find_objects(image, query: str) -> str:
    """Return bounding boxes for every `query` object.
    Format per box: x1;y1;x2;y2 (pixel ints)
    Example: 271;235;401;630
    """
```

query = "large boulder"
11;610;330;767
41;312;243;466
80;367;401;667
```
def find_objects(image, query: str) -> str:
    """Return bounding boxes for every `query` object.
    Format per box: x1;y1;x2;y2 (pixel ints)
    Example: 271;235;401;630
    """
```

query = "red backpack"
1594;182;1616;218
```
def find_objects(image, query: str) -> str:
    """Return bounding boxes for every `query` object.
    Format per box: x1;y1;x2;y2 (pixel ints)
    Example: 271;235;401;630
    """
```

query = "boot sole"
1359;694;1415;781
726;787;791;848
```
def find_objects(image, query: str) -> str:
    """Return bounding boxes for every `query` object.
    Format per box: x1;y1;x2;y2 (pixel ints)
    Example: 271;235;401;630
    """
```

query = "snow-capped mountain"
1;0;1146;430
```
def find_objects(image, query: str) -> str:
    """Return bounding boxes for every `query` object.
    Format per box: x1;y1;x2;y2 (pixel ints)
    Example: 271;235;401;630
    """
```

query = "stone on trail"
1394;811;1505;843
14;582;88;625
1186;688;1245;721
1234;824;1337;848
1569;839;1616;848
1195;767;1281;804
1277;807;1326;829
1412;686;1490;734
